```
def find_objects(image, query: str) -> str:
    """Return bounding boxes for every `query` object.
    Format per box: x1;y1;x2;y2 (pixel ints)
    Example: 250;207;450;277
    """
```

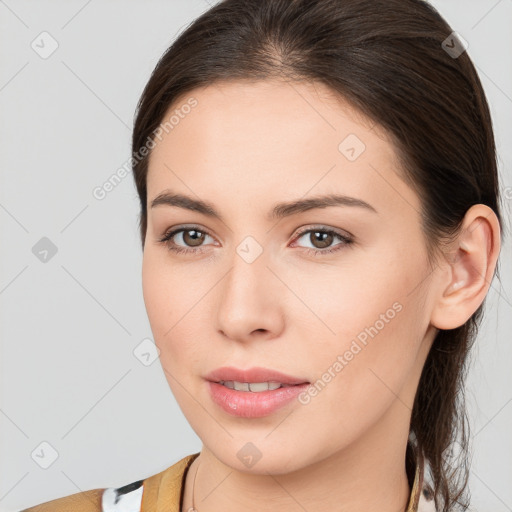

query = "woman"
21;0;503;511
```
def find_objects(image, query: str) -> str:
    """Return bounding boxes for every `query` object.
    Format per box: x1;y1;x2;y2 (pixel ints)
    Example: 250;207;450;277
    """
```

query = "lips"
205;366;310;386
208;380;310;418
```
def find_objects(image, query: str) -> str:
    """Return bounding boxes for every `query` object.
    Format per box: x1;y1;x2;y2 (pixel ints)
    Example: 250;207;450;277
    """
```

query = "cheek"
293;242;429;403
141;250;210;368
141;250;184;354
142;253;168;338
142;254;201;410
289;242;422;342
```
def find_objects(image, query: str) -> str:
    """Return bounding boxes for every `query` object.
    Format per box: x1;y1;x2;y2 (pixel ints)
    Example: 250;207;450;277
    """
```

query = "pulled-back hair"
130;1;504;509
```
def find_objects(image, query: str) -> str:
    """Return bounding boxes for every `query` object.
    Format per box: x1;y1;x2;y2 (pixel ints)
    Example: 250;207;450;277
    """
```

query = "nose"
215;246;284;344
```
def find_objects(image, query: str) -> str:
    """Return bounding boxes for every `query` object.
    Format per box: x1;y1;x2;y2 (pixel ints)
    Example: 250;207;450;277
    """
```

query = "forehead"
146;79;419;220
151;78;383;151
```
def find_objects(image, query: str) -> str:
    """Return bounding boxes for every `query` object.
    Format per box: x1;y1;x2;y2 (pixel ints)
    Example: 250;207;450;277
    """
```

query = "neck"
182;400;413;512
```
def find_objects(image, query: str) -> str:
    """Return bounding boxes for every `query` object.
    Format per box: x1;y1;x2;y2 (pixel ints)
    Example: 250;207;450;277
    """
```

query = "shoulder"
19;453;200;512
19;488;104;512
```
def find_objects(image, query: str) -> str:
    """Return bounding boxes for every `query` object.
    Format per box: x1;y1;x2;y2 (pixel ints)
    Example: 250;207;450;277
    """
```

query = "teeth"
219;380;284;392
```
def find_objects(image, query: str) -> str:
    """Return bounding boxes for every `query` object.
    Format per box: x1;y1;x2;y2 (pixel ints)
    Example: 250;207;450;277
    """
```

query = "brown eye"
182;229;206;247
293;226;354;256
158;226;215;254
308;231;334;249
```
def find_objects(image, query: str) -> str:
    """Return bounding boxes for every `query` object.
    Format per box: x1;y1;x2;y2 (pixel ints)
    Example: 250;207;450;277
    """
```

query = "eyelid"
158;224;216;244
158;223;354;255
292;224;354;241
159;224;352;243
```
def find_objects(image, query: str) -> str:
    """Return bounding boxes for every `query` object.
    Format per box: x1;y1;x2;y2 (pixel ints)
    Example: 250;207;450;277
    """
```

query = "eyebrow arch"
150;190;377;223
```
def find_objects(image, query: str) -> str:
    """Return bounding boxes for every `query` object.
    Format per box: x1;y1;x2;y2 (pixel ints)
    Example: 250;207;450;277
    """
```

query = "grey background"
0;1;511;511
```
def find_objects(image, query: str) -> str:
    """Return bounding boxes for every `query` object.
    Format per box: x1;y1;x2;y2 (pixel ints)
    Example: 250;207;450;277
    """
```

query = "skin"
141;79;500;512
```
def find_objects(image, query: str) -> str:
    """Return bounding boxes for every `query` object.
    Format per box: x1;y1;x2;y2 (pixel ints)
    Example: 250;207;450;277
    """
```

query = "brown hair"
130;1;504;509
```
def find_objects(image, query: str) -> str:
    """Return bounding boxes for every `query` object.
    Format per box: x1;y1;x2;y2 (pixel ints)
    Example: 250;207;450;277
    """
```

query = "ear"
430;204;501;330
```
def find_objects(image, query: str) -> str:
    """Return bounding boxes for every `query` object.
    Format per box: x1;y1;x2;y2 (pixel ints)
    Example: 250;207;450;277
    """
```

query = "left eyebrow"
269;194;378;220
149;190;378;223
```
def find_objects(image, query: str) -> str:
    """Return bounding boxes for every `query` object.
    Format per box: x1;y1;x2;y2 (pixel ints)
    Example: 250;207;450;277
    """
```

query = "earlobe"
431;204;501;330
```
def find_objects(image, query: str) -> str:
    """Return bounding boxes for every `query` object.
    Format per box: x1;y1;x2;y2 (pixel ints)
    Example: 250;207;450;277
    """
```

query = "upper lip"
205;366;309;385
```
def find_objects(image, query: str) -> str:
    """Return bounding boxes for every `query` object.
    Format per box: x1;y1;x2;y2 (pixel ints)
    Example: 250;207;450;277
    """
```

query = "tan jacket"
20;451;436;511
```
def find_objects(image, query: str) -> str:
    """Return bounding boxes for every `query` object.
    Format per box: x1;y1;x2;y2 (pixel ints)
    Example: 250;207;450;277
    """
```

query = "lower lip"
207;381;310;418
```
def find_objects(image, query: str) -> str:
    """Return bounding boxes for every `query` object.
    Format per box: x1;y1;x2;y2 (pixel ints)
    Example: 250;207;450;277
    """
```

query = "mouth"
207;378;311;418
216;380;304;392
205;366;310;388
204;366;310;418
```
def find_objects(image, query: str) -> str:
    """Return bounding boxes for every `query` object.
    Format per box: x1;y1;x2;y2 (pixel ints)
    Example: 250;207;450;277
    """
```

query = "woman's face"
142;79;440;473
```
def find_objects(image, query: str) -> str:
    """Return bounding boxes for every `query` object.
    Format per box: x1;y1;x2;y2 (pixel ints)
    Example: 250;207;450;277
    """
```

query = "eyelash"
158;224;354;257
